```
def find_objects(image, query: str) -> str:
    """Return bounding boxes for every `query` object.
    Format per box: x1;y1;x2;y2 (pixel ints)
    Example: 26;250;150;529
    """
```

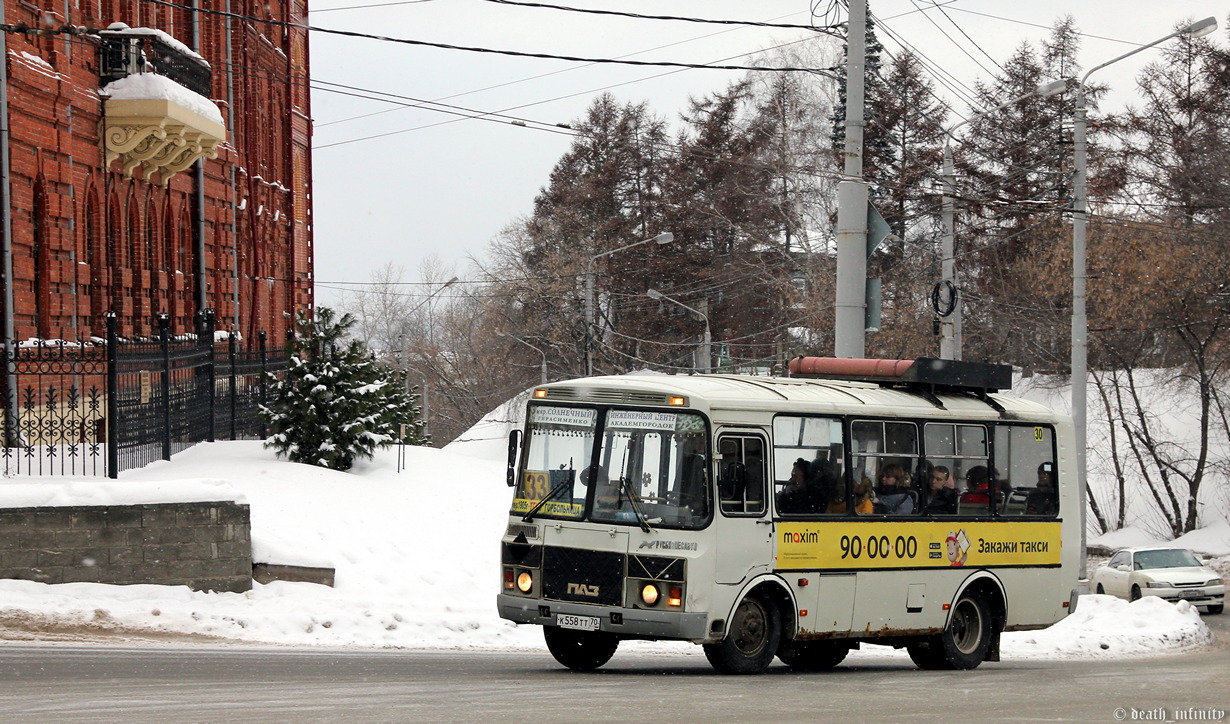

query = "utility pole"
833;0;868;358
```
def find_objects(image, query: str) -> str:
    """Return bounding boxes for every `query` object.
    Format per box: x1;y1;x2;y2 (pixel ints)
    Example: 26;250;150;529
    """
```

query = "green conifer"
260;307;428;470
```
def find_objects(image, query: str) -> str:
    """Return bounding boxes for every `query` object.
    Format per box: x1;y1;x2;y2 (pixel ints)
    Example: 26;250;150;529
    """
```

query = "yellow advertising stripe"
777;521;1062;570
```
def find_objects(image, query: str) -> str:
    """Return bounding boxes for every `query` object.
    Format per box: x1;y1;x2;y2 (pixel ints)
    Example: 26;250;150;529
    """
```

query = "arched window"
145;196;161;319
33;179;51;339
127;192;143;335
176;203;193;328
85;186;107;335
106;188;122;321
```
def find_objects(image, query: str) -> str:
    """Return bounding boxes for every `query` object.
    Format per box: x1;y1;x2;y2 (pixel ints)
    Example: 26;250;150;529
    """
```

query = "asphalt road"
1;616;1227;724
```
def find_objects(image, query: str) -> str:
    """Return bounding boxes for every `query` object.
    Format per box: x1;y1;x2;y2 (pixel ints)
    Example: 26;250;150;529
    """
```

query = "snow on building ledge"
101;72;226;186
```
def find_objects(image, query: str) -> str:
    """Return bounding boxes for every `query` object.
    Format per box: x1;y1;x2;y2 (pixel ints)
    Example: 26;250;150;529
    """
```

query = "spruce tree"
260;307;428;471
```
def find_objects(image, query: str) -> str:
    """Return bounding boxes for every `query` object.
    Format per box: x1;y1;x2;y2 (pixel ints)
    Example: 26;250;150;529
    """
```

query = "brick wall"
1;0;313;344
0;501;252;593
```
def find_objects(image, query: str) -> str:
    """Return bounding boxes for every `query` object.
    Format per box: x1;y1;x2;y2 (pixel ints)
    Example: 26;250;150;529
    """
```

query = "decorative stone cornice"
102;97;226;185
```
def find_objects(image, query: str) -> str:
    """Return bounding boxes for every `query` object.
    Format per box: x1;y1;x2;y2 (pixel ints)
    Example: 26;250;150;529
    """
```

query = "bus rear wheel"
777;639;850;671
908;590;992;670
543;626;619;671
704;593;781;675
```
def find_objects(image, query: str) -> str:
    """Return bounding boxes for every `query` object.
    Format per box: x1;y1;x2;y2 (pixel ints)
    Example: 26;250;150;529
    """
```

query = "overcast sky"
306;0;1226;309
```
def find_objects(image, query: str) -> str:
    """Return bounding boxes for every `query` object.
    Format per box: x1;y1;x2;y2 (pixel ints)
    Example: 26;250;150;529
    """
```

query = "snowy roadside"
0;441;1221;661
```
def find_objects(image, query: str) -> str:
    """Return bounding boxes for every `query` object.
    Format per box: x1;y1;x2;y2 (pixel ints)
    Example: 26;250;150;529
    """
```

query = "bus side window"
993;424;1058;517
718;434;766;516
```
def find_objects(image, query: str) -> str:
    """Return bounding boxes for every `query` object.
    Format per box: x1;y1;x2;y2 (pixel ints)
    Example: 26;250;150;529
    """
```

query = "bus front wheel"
704;593;781;674
908;590;992;670
543;626;619;671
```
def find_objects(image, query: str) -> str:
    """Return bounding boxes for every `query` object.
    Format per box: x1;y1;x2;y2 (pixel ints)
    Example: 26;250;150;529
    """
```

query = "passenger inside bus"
678;452;709;514
829;475;874;514
923;465;959;514
874;463;915;514
778;458;826;514
1025;462;1058;515
960;465;1010;512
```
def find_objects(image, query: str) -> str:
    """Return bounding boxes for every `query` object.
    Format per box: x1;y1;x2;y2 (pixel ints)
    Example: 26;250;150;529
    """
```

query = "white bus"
497;357;1080;674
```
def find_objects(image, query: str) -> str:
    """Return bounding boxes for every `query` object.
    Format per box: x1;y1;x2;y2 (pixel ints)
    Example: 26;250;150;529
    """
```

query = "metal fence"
0;311;288;479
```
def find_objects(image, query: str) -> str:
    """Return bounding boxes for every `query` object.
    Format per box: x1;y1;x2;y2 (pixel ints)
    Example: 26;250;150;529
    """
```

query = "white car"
1091;546;1224;614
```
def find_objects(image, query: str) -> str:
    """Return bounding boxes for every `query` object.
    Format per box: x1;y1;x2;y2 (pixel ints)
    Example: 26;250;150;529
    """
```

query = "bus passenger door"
713;431;774;585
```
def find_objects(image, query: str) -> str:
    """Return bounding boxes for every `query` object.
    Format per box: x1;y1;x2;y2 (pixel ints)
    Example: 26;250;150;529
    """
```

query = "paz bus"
497;357;1080;674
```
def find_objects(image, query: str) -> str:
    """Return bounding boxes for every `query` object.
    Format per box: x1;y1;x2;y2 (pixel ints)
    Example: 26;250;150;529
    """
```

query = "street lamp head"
1185;17;1217;39
653;232;674;245
1035;79;1068;98
494;329;507;338
443;276;460;287
646;288;664;300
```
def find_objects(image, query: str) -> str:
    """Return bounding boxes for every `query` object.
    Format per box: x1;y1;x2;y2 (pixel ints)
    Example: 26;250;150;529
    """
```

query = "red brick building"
0;0;312;345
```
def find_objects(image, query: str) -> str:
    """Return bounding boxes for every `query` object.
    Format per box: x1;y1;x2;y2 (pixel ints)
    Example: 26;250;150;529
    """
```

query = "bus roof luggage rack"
786;357;1013;405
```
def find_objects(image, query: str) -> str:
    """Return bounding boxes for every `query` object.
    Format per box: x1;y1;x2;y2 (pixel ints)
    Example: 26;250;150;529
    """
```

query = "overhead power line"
142;0;841;76
312;0;433;13
478;0;843;35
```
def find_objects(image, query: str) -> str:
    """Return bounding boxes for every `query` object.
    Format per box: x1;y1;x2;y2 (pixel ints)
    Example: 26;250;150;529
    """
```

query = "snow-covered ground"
0;438;1222;662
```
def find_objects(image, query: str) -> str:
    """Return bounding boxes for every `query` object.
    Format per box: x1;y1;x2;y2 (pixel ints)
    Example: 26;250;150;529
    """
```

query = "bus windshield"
513;406;712;529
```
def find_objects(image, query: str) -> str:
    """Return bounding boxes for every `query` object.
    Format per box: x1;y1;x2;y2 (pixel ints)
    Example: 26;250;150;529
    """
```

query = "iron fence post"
105;312;118;479
206;309;216;443
159;313;171;461
229;330;238;440
1;336;12;453
258;331;267;439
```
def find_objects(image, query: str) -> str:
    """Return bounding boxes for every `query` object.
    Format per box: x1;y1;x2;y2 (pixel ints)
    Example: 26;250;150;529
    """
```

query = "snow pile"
0;441;1218;658
0;479;243;508
1174;521;1230;557
1001;594;1212;658
101;72;224;126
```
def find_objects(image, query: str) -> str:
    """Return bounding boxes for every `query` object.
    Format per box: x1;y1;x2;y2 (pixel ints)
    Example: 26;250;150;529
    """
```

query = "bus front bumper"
497;594;710;641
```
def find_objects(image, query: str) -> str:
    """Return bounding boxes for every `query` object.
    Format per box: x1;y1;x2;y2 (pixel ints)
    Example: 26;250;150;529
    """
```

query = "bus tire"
908;589;993;670
703;593;781;675
940;589;993;669
543;626;619;671
777;639;849;671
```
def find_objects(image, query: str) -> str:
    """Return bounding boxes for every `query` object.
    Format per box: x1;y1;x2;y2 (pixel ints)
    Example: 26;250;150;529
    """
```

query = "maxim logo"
567;582;600;597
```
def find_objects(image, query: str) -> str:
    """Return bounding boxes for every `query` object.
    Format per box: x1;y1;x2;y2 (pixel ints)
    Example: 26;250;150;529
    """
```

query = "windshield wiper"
522;478;575;523
619;478;653;533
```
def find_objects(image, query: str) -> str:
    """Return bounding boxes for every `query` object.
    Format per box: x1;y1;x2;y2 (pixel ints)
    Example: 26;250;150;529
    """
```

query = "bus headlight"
640;583;660;606
517;571;534;593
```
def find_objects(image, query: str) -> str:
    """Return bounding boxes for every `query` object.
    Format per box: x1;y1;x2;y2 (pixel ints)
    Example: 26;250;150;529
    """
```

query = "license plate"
557;614;601;632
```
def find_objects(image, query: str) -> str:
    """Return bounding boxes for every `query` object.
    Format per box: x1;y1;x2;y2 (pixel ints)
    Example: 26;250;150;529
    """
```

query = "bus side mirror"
506;429;522;487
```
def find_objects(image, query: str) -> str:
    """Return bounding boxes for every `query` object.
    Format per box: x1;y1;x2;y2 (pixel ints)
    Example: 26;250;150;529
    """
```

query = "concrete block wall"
0;501;252;593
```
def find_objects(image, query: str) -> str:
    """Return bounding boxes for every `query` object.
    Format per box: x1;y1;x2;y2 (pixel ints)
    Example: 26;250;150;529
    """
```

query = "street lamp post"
646;288;710;374
1070;16;1216;573
585;232;673;376
939;79;1067;360
496;329;547;385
